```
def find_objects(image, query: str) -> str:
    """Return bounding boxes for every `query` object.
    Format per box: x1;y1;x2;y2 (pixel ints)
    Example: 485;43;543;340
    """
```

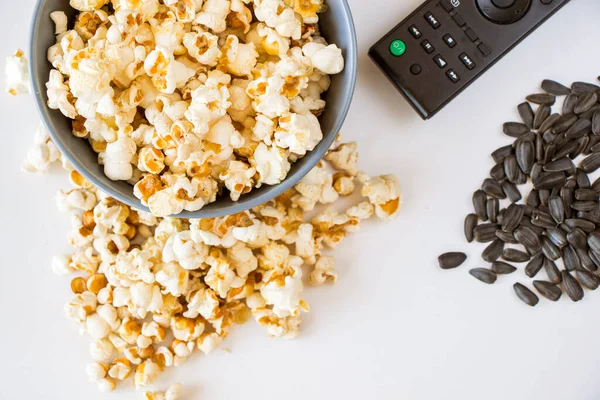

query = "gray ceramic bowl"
30;0;357;218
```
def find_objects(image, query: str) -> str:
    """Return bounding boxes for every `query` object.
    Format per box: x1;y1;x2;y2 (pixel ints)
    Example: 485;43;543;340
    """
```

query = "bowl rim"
29;0;358;219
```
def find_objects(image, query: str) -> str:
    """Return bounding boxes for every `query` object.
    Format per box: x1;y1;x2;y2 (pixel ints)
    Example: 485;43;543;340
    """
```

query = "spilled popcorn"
43;0;346;216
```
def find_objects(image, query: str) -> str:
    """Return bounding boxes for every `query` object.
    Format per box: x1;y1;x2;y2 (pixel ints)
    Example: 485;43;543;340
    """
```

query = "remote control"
369;0;570;120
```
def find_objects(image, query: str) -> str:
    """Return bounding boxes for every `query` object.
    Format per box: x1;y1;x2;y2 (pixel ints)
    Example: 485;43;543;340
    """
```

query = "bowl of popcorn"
30;0;357;217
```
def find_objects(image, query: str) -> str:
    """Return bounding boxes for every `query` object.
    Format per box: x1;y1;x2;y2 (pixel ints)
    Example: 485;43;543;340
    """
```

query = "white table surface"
2;0;600;399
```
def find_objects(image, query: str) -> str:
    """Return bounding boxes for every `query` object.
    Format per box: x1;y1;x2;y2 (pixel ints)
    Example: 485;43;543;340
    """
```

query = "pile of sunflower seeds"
439;78;600;307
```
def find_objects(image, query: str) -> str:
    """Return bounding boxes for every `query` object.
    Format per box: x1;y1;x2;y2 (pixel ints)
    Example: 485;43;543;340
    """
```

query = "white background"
1;0;600;399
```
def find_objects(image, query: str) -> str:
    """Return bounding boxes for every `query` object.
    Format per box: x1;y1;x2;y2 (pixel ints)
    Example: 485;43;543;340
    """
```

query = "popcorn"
144;383;182;400
52;255;74;276
309;256;337;285
358;174;402;220
194;0;231;33
274;111;323;156
254;0;301;40
292;0;324;24
50;11;69;35
23;124;61;173
220;35;258;77
326;142;358;176
251;143;290;186
302;43;344;75
70;0;108;11
5;49;29;95
183;31;221;66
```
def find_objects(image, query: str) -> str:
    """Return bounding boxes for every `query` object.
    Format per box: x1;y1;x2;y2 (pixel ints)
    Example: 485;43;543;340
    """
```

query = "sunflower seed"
533;172;567;190
527;190;540;208
584;135;600;154
580;104;600;120
592;177;600;194
571;201;597;212
527;93;556;105
486;199;499;224
482;239;504;262
539;113;561;133
474;223;500;243
572;81;600;94
559;222;573;233
574;92;598;114
513;131;537;147
589;250;600;269
561;187;574;218
503;122;530;138
464;214;478;243
543;158;575;174
502;248;530;263
587;232;600;254
529;164;542;183
543;144;557;165
531;209;555;229
563;95;578;114
515;225;542;252
438;252;467;269
497;209;506;224
516;140;534;174
565;118;592;139
562;270;584;302
547;196;565;224
518;102;534;128
491;145;513;163
473;190;488;221
541;236;561;261
554;141;578;160
536;133;545;161
580;153;600;173
533;280;563;301
516;170;528;185
542;79;571;95
564;218;595;233
575;189;598;201
490;163;505;181
576;211;600;224
546;227;567;248
492;261;517;274
575;169;591;188
502;204;524;232
576;247;597;272
567;228;588;249
525;253;544;278
504;155;519;183
513;283;539;307
496;229;518;244
543;257;562;284
576;270;600;290
572;136;590;159
562;245;581;271
482;179;506;200
469;268;497;284
502;182;521;203
534;105;551;129
593;110;600;135
552;114;578;134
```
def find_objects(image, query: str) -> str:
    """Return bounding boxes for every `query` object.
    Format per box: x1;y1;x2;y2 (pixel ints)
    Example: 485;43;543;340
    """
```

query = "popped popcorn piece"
22;124;61;173
326;142;358;176
50;11;69;35
251;143;291;186
5;49;29;95
52;255;74;276
194;0;231;33
274;111;323;156
309;256;337;285
302;42;345;75
144;383;182;400
358;174;402;220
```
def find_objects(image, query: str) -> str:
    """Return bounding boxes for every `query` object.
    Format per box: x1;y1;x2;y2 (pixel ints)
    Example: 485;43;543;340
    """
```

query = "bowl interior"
30;0;357;218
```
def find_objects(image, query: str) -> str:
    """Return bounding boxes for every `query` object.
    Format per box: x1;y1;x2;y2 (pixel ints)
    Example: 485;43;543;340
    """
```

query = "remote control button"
478;43;491;56
421;40;435;54
408;25;422;38
440;0;454;12
447;69;460;83
443;34;457;48
492;0;516;7
410;64;422;75
476;0;531;24
389;40;407;56
452;13;466;27
433;54;448;69
465;28;479;42
424;12;441;29
541;0;552;4
459;53;476;70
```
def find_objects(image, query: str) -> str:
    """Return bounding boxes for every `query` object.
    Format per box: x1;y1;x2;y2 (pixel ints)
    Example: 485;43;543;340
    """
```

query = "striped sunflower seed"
580;153;600;173
531;163;543;182
588;250;600;269
572;136;590;159
565;118;592;139
502;204;524;232
572;81;600;94
577;211;600;224
564;218;595;233
563;245;581;271
543;158;575;174
490;163;505;181
580;105;600;120
503;122;530;138
464;214;478;243
584;134;600;154
562;270;584;302
496;229;518;244
567;228;588;249
576;270;600;290
502;181;522;203
474;223;500;243
513;283;539;307
518;102;534;128
553;141;578;160
527;93;556;105
525;253;544;278
575;189;598;201
543;257;562;284
534;105;551;130
563;95;578;114
575;169;591;188
473;190;488;221
491;145;514;164
502;248;530;263
492;261;517;274
541;236;561;261
587;232;600;254
576;247;597;272
593;110;600;135
561;187;574;218
536;133;544;161
469;268;497;284
573;92;598;114
533;172;566;190
482;239;504;262
504;155;520;183
482;179;506;200
533;280;562;301
531;210;556;229
548;196;565;224
516;140;534;174
571;201;596;212
438;252;467;269
542;79;571;96
486;199;499;223
538;113;561;133
546;227;567;248
552;113;578;133
515;225;542;252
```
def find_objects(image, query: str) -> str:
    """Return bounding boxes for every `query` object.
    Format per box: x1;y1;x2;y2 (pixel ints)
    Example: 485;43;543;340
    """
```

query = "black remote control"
369;0;570;120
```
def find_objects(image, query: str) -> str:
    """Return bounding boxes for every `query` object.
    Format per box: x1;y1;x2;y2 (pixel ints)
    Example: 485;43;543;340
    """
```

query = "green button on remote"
389;40;406;56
